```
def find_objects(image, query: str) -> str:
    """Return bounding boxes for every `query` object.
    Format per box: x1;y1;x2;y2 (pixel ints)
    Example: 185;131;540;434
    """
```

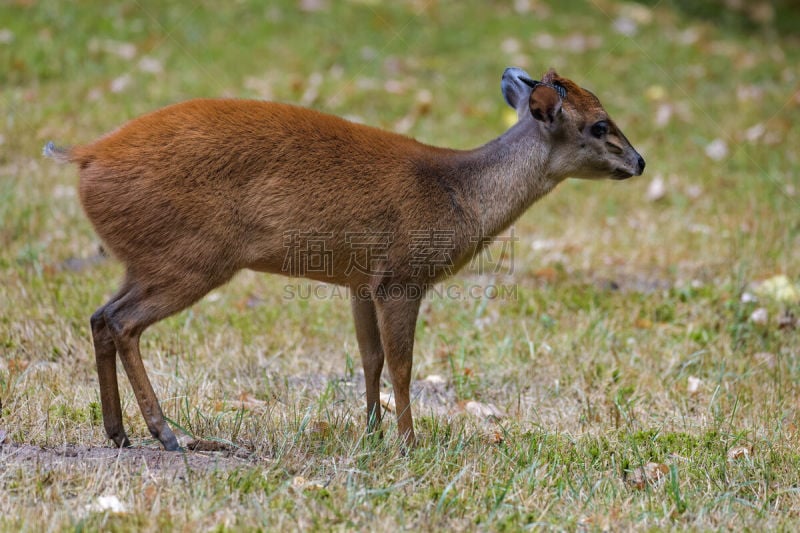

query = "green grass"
2;0;800;530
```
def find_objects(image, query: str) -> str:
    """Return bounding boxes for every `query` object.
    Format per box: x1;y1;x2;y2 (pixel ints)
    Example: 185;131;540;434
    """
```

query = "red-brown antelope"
44;67;644;451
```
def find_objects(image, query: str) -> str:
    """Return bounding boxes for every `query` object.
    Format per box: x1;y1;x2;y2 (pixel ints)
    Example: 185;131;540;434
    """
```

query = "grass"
1;0;800;530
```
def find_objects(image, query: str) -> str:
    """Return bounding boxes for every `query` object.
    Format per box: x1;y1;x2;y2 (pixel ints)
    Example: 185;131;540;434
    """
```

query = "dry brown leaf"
186;439;236;452
236;392;268;410
424;374;447;385
634;318;653;329
380;392;395;413
8;359;29;373
626;462;669;490
143;485;157;507
307;420;331;438
484;429;504;445
727;445;752;461
460;400;506;421
292;475;326;491
533;267;558;282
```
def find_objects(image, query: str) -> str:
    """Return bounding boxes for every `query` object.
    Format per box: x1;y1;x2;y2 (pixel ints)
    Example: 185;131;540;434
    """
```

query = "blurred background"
1;0;798;280
1;2;799;528
2;0;800;415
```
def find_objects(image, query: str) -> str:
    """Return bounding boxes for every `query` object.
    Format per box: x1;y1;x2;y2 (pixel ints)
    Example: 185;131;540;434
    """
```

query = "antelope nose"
636;155;646;175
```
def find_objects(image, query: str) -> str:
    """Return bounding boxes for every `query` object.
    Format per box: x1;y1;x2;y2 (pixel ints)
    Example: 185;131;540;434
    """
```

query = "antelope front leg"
351;294;384;435
374;293;421;447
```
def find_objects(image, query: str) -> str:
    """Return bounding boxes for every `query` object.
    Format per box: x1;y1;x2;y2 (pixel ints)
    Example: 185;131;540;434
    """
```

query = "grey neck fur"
455;119;560;239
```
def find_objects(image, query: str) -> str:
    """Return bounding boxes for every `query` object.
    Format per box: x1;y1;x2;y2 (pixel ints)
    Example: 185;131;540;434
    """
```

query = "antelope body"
45;68;644;450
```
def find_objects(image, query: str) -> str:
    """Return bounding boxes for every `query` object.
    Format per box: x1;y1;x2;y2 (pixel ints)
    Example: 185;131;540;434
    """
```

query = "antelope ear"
529;84;562;125
501;67;534;109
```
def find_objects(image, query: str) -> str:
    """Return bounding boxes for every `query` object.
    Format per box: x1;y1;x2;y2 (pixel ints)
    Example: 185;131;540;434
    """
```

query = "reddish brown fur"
543;69;602;115
75;101;469;290
48;69;644;451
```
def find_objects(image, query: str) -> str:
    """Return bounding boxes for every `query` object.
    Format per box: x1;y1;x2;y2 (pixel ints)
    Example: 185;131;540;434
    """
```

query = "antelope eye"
590;121;609;138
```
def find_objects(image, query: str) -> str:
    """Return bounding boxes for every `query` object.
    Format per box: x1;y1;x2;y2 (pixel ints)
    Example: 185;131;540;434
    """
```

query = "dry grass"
2;0;800;530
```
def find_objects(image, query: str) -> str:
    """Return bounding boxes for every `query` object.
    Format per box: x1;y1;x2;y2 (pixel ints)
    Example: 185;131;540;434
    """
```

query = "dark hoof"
111;435;131;448
162;436;183;452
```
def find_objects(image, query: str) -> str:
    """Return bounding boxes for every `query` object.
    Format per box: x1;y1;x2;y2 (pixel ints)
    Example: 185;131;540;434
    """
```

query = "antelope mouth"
611;169;634;180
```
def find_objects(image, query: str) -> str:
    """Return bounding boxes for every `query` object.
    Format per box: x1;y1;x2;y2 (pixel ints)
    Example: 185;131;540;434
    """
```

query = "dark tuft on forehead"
542;69;605;115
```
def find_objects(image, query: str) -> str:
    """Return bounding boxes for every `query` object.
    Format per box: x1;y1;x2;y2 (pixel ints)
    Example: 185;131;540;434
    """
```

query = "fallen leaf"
424;374;446;385
380;392;395;412
8;359;29;373
645;174;666;201
622;3;654;24
740;291;757;303
727;445;752;461
307;420;331;438
483;429;504;445
143;485;157;507
645;85;666;101
744;123;765;143
705;138;728;161
292;475;326;490
186;439;236;452
236;392;268;410
685;184;703;199
533;267;558;282
393;114;416;134
138;56;163;74
754;275;800;303
687;376;701;394
613;16;638;37
501;37;521;54
626;462;669;489
461;400;506;421
655;103;672;127
415;89;433;115
110;74;132;93
749;307;768;325
86;495;127;514
634;318;652;329
299;0;328;12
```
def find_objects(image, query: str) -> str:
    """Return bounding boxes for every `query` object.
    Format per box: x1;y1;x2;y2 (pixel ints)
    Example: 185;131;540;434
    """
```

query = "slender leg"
351;294;384;434
102;272;230;451
91;293;131;448
374;293;421;447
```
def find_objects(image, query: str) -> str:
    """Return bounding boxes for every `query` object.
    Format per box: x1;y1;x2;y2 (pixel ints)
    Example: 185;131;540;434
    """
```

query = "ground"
1;0;800;530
